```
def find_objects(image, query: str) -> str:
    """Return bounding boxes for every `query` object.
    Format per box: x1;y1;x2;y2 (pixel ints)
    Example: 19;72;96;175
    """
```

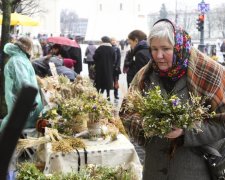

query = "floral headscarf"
152;19;192;81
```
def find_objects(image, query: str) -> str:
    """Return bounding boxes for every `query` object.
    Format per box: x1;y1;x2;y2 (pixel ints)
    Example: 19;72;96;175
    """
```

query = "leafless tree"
0;0;12;118
60;9;78;35
213;4;225;38
0;0;43;16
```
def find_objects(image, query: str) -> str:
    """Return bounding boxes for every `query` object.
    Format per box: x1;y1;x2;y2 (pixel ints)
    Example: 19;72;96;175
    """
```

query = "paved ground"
80;44;146;165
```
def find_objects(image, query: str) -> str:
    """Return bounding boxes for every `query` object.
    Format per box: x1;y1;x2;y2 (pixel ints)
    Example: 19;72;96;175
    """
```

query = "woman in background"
1;37;43;130
126;30;150;87
85;41;96;80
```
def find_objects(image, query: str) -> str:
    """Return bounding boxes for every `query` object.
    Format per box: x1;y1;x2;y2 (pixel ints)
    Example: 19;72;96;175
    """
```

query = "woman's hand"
165;127;184;139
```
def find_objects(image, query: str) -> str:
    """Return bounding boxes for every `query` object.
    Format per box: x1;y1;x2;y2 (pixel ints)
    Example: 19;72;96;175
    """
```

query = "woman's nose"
156;50;164;58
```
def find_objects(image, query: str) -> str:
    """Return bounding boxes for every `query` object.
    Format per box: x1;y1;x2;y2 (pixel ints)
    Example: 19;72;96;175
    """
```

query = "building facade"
85;0;149;41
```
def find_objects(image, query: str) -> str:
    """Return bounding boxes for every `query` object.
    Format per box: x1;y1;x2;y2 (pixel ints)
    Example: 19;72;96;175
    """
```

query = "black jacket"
127;40;150;86
93;44;115;90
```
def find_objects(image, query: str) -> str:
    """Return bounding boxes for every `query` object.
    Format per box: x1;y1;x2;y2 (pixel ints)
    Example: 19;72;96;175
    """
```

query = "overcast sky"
60;0;225;18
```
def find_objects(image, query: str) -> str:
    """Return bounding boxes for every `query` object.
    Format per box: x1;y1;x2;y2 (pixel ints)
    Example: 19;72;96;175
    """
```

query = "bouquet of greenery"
124;86;215;138
82;93;113;123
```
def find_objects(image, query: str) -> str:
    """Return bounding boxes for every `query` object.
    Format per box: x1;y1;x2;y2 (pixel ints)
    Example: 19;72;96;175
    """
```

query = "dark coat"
61;46;82;74
112;44;121;79
127;41;150;86
93;43;115;90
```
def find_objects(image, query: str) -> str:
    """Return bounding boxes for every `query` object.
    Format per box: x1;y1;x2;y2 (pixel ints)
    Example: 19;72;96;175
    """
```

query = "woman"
111;37;121;100
1;37;43;130
126;30;151;88
85;41;96;80
93;36;115;100
120;19;225;180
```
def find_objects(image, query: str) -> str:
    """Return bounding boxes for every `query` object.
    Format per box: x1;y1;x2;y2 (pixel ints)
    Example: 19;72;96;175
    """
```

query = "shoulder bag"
199;143;225;180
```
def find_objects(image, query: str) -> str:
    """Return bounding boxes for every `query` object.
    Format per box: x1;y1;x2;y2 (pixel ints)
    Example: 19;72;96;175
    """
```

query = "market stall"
15;73;142;179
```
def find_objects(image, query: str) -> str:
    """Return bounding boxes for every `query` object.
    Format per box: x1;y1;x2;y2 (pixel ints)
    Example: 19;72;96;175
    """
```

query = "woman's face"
150;37;174;71
128;38;138;49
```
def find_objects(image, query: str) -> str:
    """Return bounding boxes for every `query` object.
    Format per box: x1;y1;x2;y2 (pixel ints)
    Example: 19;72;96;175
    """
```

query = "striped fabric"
187;47;225;115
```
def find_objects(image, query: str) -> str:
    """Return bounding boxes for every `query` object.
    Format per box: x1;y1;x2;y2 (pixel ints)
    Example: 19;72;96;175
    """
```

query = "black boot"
114;89;119;99
106;89;110;101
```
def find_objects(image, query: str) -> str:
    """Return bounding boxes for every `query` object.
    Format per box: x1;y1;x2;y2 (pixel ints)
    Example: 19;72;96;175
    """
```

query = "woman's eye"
163;48;171;51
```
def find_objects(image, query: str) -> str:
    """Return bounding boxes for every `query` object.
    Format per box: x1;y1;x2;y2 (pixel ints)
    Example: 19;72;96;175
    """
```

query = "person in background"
39;37;50;56
32;44;76;81
85;41;96;80
122;48;133;86
120;19;225;180
119;39;125;50
126;30;151;88
93;36;115;100
49;56;77;81
31;37;43;59
32;44;61;77
220;39;225;60
68;46;82;75
1;37;43;130
111;37;121;100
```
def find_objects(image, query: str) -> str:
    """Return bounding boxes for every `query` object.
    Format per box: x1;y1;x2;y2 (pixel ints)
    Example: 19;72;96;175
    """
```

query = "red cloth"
63;58;76;68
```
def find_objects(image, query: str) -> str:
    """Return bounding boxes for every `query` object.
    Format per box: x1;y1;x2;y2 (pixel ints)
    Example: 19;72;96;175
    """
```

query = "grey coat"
85;45;96;63
142;72;225;180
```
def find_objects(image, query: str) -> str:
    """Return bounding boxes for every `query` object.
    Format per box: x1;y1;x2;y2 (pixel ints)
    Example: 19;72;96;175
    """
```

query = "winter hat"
14;36;33;55
63;58;76;68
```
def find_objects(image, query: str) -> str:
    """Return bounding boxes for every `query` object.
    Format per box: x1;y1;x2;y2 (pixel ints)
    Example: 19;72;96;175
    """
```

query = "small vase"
87;121;101;140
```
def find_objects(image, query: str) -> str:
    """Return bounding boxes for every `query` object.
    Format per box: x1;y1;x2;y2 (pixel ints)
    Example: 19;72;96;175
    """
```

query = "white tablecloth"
43;134;142;179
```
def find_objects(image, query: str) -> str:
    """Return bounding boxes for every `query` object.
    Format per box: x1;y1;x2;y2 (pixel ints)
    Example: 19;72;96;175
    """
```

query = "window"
99;4;102;11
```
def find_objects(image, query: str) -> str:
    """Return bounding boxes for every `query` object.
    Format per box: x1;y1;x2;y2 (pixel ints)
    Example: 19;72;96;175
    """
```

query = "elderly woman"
1;37;43;130
120;19;225;180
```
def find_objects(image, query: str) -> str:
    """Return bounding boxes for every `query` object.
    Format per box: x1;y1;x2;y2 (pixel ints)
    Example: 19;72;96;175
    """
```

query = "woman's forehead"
150;37;172;46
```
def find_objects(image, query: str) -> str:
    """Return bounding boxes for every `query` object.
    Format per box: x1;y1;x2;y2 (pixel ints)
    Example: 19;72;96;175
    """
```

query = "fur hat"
14;36;33;55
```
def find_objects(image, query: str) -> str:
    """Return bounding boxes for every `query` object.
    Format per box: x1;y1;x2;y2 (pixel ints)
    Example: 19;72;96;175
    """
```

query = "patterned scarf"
152;22;192;81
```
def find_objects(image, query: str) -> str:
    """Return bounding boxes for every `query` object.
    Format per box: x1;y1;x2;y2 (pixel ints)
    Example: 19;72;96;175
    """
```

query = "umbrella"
0;13;39;26
47;36;79;48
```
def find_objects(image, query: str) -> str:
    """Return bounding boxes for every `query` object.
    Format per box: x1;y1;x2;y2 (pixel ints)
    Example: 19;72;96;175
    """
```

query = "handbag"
199;144;225;180
83;57;87;64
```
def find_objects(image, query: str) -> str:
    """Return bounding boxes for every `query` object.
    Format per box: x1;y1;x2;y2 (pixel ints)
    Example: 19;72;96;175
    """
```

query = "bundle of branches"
16;128;85;153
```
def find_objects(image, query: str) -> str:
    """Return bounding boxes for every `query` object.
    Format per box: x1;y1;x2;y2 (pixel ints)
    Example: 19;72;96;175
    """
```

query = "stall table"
43;134;142;179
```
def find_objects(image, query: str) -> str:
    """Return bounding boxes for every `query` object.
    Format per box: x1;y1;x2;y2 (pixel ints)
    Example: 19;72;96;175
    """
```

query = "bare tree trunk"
0;0;12;118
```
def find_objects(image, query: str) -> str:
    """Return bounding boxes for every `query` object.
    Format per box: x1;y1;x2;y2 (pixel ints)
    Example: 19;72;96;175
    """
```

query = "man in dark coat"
93;36;115;100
